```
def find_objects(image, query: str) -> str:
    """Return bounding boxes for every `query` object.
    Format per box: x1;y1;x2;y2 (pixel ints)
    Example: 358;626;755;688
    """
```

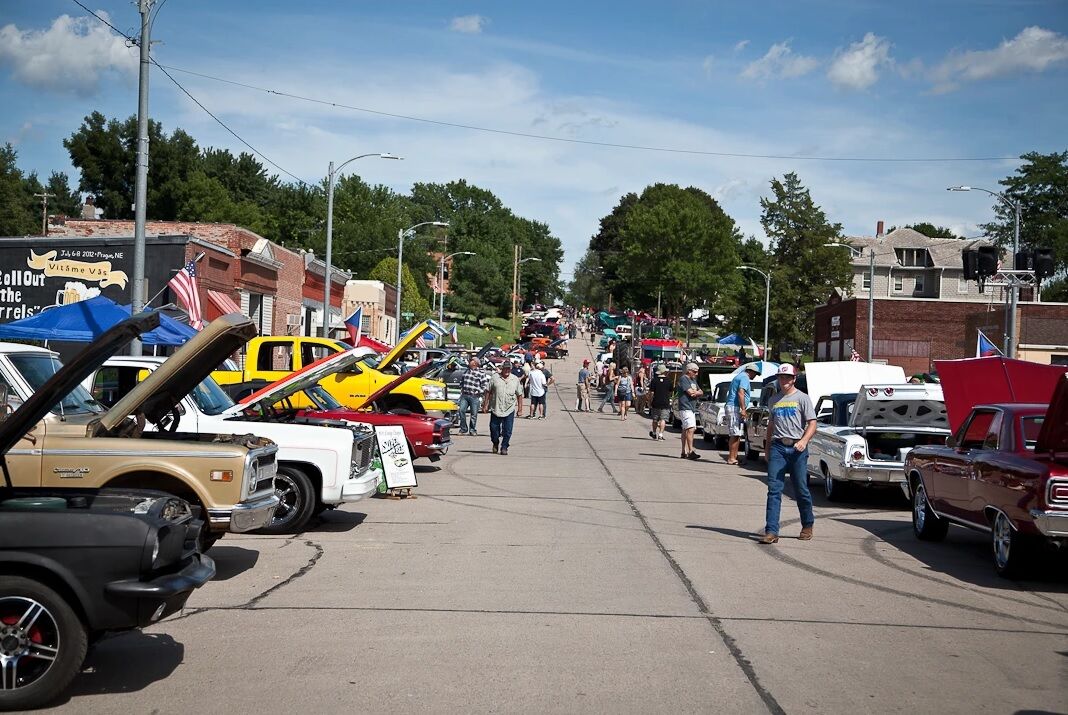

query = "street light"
513;256;541;334
395;221;449;343
323;152;401;337
736;266;769;360
825;242;876;362
947;185;1022;357
438;251;476;333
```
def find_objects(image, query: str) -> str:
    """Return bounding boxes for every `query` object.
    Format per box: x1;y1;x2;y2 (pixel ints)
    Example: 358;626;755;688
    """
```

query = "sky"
2;1;1067;280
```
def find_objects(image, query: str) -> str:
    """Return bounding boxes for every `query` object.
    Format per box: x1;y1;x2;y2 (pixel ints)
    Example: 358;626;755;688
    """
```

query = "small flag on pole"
849;347;862;362
976;329;1003;358
449;323;458;343
344;306;363;346
168;258;203;329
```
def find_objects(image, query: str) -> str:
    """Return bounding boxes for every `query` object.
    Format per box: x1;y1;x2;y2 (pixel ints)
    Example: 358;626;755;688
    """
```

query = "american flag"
849;347;862;362
168;259;203;329
415;334;427;348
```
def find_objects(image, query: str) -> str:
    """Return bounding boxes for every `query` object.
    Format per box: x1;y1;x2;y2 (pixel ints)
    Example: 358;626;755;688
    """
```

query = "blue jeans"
765;441;815;536
458;394;481;433
489;412;516;450
598;388;617;412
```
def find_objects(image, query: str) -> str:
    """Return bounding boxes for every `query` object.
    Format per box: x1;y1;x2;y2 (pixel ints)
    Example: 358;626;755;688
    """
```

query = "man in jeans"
760;364;817;544
488;361;524;455
457;356;490;435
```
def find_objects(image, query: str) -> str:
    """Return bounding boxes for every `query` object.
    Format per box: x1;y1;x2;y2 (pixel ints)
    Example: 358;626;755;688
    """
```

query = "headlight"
421;384;446;401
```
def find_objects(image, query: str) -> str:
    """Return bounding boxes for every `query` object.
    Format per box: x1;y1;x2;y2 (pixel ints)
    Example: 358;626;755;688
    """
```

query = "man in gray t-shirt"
760;364;817;544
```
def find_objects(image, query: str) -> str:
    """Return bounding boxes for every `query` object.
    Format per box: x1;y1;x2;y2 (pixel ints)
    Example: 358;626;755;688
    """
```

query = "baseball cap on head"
685;362;700;372
777;364;797;376
655;364;668;375
743;362;760;374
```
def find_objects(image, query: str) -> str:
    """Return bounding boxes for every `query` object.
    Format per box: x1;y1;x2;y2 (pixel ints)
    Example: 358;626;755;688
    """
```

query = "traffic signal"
1035;248;1056;278
962;249;978;280
976;246;999;277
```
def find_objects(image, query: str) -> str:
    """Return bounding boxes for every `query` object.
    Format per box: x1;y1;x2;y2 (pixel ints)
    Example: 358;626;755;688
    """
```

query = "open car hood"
354;360;435;410
1036;374;1068;454
802;361;906;404
235;347;378;409
0;312;159;463
850;383;948;429
935;357;1068;433
98;313;257;432
378;320;445;372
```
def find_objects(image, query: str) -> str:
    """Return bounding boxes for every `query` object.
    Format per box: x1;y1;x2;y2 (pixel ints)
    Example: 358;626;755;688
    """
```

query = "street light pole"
130;0;154;356
736;266;769;360
439;251;475;332
395;221;449;343
947;186;1022;357
323;153;400;338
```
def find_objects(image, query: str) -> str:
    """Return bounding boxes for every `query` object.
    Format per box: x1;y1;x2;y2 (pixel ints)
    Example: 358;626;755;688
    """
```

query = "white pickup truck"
807;383;949;501
84;356;381;534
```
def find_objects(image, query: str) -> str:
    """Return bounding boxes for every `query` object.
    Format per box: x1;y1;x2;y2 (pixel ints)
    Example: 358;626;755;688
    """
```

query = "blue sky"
2;1;1067;277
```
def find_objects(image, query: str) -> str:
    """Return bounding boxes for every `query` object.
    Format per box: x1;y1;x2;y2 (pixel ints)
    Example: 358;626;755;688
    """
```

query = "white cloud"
827;33;893;90
930;26;1068;92
0;13;135;94
702;55;715;76
740;41;819;81
449;15;488;34
733;40;750;53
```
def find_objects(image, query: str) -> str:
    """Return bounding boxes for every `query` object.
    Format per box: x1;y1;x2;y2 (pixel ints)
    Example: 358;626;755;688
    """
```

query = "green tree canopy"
368;257;433;327
760;172;853;353
0;144;39;236
887;223;964;239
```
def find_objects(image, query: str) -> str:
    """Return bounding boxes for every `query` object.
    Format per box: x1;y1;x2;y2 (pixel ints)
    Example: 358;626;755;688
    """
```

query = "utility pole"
511;244;520;335
34;193;55;236
130;0;155;356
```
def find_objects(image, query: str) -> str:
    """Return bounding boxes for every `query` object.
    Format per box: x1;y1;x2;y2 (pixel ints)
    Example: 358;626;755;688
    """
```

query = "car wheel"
991;511;1030;579
715;435;729;450
912;480;948;542
0;578;88;711
257;466;316;535
744;437;759;461
701;428;716;444
823;465;848;502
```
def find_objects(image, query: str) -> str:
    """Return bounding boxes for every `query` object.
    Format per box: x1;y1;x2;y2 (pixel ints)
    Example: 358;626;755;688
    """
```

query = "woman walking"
616;366;634;420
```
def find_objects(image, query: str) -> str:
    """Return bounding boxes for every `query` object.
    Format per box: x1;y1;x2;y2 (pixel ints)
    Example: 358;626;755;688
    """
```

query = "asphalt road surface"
46;343;1068;714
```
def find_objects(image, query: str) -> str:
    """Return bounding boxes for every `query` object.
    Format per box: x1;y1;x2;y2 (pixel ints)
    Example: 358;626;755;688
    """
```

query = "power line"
158;64;1020;164
72;0;309;187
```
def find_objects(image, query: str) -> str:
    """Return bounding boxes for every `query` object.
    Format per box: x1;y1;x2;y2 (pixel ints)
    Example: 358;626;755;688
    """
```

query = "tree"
45;172;82;217
0;144;37;236
566;249;608;307
982;150;1068;276
723;237;773;342
760;173;853;355
368;257;433;325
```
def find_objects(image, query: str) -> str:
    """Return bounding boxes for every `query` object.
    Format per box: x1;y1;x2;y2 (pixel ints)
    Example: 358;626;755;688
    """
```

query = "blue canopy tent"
716;333;749;346
0;296;198;345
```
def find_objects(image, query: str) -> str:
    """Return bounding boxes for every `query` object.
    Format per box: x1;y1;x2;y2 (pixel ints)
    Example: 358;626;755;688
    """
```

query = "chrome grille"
350;431;375;477
254;452;278;493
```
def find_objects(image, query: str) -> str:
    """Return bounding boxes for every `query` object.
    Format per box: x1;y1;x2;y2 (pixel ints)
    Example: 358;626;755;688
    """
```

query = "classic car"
236;350;453;462
0;317;217;709
0;313;279;544
906;363;1068;578
85;355;381;535
743;361;906;461
699;362;779;447
808;384;949;501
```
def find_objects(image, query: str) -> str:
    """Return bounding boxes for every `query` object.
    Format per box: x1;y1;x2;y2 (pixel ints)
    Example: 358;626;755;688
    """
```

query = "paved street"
47;344;1068;714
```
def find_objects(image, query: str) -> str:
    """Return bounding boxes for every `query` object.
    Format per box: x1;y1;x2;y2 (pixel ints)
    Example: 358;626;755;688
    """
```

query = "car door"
934;409;998;519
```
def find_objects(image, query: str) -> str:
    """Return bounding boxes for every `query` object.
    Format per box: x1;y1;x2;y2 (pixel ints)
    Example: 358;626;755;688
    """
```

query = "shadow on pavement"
208;546;260;581
312;510;367;533
59;633;184;703
686;524;762;541
415;464;442;473
839;517;1068;590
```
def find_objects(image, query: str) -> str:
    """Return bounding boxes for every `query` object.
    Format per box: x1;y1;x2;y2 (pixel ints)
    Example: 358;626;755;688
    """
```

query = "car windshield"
9;353;103;415
1020;415;1045;450
712;383;730;402
306;385;343;410
190;376;236;416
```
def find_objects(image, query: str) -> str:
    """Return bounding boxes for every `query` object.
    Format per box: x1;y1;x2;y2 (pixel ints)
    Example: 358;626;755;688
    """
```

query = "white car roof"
0;343;56;355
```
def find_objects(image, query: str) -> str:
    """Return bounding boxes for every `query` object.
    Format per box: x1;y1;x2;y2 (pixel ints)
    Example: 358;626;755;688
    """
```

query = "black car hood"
0;312;159;464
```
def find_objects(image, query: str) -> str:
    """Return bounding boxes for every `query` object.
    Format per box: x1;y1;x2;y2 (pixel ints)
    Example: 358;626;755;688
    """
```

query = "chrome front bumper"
208;493;280;533
341;468;381;501
1030;509;1068;538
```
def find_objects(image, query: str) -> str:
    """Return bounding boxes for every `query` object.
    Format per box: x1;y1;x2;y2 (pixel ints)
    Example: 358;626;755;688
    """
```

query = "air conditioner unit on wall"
286;314;301;327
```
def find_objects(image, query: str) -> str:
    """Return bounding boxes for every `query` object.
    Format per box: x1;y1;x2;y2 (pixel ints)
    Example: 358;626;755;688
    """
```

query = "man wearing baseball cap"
725;363;761;465
677;362;704;460
487;361;524;455
576;359;593;412
760;363;816;544
647;364;672;440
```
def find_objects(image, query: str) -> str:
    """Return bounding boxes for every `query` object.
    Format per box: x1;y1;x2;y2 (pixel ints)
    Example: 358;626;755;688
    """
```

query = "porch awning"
207;289;242;316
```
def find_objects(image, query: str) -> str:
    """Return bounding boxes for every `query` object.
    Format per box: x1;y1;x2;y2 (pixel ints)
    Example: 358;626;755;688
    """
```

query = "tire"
0;577;88;710
256;466;316;535
823;465;849;502
701;428;716;444
991;511;1031;579
715;435;729;450
911;480;948;542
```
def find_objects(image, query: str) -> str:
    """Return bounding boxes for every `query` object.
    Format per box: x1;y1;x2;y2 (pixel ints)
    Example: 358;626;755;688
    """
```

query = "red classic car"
239;349;452;462
905;360;1068;578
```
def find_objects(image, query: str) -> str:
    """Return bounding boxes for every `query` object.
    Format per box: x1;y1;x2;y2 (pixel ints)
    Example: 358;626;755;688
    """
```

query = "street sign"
402;312;414;318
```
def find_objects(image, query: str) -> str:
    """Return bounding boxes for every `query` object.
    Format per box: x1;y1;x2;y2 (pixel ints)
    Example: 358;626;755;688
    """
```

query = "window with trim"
862;272;871;290
896;248;929;267
893;275;903;292
914;273;926;293
959;410;1001;450
257;342;294;372
958;275;969;294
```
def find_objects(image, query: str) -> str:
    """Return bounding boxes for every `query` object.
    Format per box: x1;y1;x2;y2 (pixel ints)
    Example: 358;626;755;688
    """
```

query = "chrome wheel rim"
913;485;926;530
271;472;302;527
993;513;1012;568
0;597;60;690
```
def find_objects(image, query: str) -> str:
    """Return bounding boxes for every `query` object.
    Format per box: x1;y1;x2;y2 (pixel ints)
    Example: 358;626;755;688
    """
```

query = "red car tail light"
851;449;865;462
1047;479;1068;506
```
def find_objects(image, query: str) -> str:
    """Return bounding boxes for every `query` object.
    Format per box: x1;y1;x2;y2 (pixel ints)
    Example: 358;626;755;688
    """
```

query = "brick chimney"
876;220;884;238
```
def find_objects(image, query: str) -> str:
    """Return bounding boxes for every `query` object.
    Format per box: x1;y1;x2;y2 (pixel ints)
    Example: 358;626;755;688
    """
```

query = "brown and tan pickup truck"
0;312;279;540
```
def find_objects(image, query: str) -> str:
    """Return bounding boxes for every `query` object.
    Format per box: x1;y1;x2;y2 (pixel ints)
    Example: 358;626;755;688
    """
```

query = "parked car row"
0;311;464;708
